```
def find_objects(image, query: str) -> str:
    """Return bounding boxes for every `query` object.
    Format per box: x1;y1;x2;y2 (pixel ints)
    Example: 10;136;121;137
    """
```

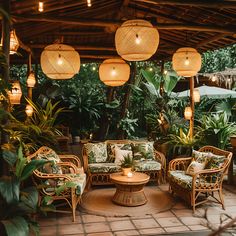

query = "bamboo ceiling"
2;0;236;63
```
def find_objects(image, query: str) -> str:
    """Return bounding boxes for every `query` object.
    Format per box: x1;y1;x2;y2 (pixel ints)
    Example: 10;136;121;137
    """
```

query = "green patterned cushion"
84;143;107;164
192;150;209;163
88;163;121;173
169;170;193;190
205;153;225;169
107;143;132;162
45;173;86;195
132;142;154;160
134;160;161;171
36;149;62;174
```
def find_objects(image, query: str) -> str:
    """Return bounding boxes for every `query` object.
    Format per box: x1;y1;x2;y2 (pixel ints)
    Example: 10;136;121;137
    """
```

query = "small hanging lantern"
38;1;44;12
10;30;20;55
25;104;34;117
99;58;130;86
27;72;36;88
40;43;80;79
8;81;22;105
172;47;201;77
193;88;200;103
115;19;159;61
184;106;192;120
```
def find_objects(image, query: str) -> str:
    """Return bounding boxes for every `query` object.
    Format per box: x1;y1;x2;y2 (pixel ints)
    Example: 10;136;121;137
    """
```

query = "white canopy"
175;85;236;99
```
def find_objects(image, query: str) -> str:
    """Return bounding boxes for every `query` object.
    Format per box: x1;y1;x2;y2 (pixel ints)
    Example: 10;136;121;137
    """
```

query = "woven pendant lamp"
8;81;22;104
172;47;201;77
40;43;80;79
184;106;192;120
9;30;19;55
115;19;159;61
99;58;130;86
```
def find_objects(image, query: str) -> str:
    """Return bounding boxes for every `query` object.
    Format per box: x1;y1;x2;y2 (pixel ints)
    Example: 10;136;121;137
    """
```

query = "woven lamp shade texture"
8;81;22;105
10;30;19;55
184;106;192;120
115;19;159;61
40;44;80;79
193;88;200;102
172;47;201;77
99;58;130;86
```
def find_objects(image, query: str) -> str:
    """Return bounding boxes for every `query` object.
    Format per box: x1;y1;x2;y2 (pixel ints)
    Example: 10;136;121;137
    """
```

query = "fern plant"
120;155;133;168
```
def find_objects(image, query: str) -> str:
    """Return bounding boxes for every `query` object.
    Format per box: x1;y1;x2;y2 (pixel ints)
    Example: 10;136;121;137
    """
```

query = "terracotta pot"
122;168;132;176
230;136;236;148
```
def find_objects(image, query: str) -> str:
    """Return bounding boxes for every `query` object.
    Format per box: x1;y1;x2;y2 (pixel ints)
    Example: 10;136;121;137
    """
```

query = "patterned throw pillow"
205;153;226;169
107;143;132;162
186;160;206;176
114;147;133;165
131;142;154;161
84;142;107;164
36;149;62;174
192;150;209;163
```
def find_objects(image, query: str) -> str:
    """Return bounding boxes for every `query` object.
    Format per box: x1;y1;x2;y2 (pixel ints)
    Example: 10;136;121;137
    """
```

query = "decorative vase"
122;168;132;176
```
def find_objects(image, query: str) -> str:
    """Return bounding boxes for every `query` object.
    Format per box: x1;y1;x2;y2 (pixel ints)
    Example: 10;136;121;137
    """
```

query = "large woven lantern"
8;81;22;105
172;47;201;77
40;43;80;79
99;58;130;86
115;19;159;61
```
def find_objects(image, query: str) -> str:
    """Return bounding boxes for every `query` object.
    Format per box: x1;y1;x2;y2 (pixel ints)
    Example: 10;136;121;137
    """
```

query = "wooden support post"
189;76;194;139
2;0;10;82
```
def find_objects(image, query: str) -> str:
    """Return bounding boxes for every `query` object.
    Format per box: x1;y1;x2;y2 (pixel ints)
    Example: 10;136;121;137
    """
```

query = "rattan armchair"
27;146;86;222
168;146;232;213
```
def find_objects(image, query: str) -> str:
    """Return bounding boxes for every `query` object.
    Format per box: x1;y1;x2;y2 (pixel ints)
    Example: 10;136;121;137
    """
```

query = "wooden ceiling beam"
13;15;236;35
136;0;236;9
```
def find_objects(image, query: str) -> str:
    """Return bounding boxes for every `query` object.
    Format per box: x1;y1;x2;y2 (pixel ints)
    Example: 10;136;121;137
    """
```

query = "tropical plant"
120;154;133;168
0;146;48;236
4;99;65;154
168;128;201;157
117;111;138;139
198;112;236;149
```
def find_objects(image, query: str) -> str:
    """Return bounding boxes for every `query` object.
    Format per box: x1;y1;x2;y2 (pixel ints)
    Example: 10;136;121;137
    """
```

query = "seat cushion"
169;170;193;190
134;160;161;172
84;142;108;163
88;163;121;173
45;173;86;195
132;142;154;161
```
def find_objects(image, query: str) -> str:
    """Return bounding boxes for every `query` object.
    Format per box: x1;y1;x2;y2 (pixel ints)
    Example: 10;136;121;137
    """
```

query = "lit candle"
127;172;133;178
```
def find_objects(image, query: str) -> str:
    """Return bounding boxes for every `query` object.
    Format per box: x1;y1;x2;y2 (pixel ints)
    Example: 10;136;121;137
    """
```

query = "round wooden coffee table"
110;172;150;206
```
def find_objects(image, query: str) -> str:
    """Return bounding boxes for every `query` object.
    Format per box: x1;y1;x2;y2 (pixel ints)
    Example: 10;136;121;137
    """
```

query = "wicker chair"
27;146;86;222
168;146;232;213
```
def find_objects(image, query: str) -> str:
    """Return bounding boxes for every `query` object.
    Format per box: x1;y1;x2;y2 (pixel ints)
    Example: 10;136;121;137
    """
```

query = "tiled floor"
38;184;236;236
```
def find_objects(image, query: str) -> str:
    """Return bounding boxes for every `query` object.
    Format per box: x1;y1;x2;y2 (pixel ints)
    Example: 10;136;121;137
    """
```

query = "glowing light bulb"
149;67;153;72
92;66;96;71
212;75;217;82
184;57;190;66
57;54;63;65
87;0;92;7
135;34;141;44
111;67;117;76
38;2;44;12
164;70;168;74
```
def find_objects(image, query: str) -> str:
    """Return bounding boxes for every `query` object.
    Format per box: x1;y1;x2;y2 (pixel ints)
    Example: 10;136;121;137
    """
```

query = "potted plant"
120;154;133;176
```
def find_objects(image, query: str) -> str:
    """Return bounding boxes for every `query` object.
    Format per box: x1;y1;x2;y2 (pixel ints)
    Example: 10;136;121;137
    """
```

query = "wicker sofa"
168;146;232;212
82;140;166;188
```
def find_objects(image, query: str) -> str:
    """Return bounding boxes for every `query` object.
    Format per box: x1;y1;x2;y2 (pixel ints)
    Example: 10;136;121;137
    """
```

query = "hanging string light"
25;104;34;117
87;0;92;7
184;106;192;120
38;2;44;12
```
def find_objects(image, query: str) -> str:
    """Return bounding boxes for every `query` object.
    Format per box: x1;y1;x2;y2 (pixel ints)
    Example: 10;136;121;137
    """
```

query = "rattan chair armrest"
82;147;89;172
154;150;166;170
59;155;81;167
57;162;78;173
168;157;192;171
34;171;73;181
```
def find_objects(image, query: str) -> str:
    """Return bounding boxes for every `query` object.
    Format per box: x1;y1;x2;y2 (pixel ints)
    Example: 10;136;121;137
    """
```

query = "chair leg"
191;191;196;213
218;189;225;210
71;190;80;222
